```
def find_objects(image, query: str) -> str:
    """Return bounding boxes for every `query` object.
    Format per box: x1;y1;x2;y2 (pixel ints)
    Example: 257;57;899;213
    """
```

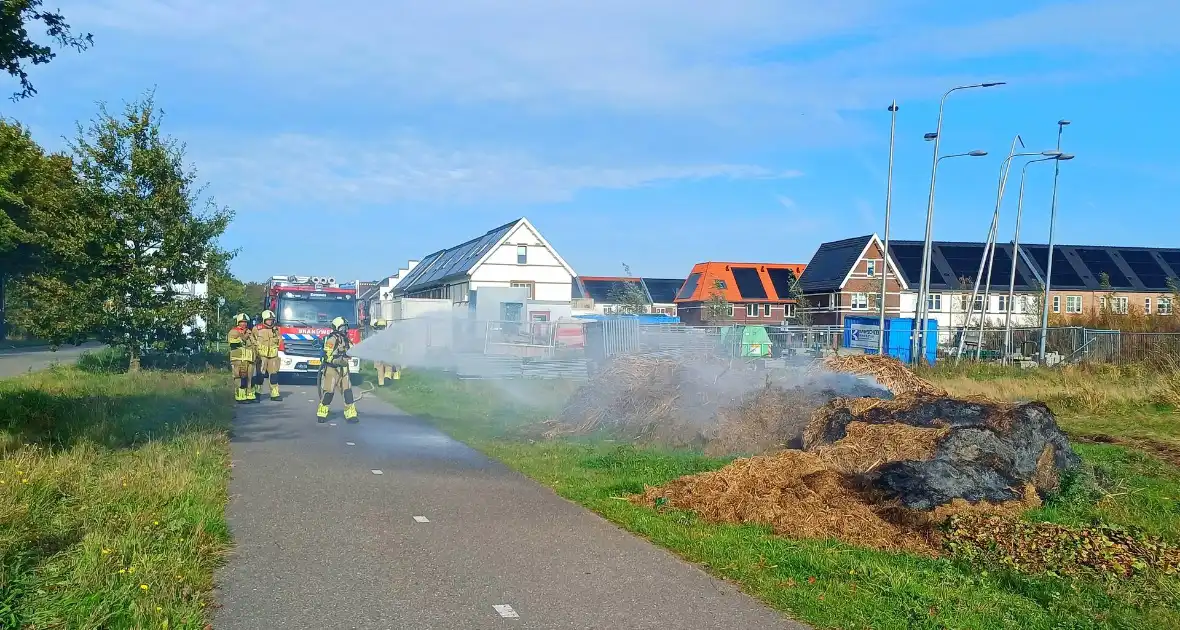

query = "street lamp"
912;81;1007;365
954;147;1063;362
878;101;899;355
1003;153;1075;361
1039;119;1072;363
911;148;989;363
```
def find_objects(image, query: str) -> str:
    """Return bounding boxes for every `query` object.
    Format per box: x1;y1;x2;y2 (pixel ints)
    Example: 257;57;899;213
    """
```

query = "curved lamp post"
1003;153;1075;361
912;81;1007;364
954;148;1064;362
1038;120;1072;363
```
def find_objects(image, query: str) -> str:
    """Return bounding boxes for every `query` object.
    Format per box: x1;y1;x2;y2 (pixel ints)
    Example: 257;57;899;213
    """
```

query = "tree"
0;120;85;338
788;272;811;327
606;263;649;315
16;93;233;369
208;271;266;329
704;279;730;323
1;0;92;100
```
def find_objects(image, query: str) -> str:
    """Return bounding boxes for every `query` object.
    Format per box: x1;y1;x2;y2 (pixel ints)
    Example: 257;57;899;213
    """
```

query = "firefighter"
369;319;400;386
317;316;358;422
227;313;257;403
252;309;282;401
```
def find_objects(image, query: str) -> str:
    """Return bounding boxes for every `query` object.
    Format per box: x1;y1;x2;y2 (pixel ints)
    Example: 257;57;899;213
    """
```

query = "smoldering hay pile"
618;353;1081;553
543;354;891;454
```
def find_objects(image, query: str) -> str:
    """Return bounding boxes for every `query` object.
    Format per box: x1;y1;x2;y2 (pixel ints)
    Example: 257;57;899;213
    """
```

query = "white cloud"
197;134;801;206
68;0;1179;115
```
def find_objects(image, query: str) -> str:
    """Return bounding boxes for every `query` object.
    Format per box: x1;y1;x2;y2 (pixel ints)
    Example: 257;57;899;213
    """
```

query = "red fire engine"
262;275;361;379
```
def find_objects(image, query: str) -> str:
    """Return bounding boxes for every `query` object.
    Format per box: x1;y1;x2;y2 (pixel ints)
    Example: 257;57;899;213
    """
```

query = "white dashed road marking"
493;604;519;619
413;516;430;523
371;470;384;475
346;442;356;446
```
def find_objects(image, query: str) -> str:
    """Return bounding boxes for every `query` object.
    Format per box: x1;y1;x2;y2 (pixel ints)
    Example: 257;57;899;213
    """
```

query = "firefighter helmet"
331;316;347;330
373;319;388;328
234;313;248;323
261;309;276;321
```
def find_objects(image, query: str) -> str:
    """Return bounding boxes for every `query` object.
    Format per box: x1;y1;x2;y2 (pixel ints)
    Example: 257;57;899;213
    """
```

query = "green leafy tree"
1;0;93;99
704;279;731;323
606;263;649;315
16;93;233;369
208;272;266;330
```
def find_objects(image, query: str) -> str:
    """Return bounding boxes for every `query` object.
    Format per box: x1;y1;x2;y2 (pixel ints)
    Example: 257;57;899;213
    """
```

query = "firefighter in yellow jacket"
227;314;257;402
252;310;282;401
369;319;401;386
317;316;358;422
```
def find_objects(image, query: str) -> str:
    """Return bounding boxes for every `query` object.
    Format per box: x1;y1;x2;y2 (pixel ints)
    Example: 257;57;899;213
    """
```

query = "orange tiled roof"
673;262;807;303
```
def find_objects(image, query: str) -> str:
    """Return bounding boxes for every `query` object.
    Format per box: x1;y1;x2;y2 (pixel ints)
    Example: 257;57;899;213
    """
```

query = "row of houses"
358;216;1180;332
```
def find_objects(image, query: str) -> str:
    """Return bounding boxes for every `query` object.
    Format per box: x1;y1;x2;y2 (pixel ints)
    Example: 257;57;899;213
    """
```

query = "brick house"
673;262;807;326
799;233;1180;329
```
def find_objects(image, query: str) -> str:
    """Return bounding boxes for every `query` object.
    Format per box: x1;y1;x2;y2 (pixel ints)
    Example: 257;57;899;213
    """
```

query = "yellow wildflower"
102;549;111;555
140;584;149;591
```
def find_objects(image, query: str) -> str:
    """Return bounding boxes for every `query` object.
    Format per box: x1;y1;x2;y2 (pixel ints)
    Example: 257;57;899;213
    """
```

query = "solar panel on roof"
888;243;925;284
1155;251;1180;283
643;279;683;304
677;273;702;300
730;267;767;299
1117;249;1172;291
937;245;987;287
1075;248;1132;288
1047;249;1085;288
766;268;797;300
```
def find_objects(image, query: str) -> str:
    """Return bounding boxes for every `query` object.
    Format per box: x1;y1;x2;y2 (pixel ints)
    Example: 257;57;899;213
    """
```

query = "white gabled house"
392;217;577;309
361;260;420;324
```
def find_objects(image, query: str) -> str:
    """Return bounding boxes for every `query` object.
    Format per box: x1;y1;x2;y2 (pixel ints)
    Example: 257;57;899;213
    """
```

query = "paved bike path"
213;381;806;630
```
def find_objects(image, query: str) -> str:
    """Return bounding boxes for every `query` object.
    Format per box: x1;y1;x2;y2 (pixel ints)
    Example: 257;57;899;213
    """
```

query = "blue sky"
7;0;1179;282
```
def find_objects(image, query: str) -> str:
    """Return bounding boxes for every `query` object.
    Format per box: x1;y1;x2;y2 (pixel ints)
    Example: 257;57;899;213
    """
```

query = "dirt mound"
802;393;1080;510
819;354;945;397
549;355;891;453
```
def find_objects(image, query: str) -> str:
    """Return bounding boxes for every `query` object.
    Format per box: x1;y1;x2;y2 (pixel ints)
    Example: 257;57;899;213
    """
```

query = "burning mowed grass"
548;354;1179;582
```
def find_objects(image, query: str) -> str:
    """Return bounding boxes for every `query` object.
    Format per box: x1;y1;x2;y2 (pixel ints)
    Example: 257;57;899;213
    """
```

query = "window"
866;260;876;277
653;307;668;315
997;295;1011;313
1100;296;1106;310
1020;296;1032;313
726;303;734;317
746;303;760;317
1066;295;1082;314
510;281;535;299
516;245;528;264
1052;295;1060;313
784;303;796;318
851;293;868;310
763;304;772;317
927;293;942;311
1145;298;1152;315
1112;297;1128;314
1160;297;1174;316
972;295;984;312
714;279;728;290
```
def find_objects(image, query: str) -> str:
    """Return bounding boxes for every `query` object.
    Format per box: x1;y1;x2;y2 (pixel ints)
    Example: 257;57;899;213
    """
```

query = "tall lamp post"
1003;153;1075;360
912;81;1007;365
912;149;988;363
954;148;1064;362
1038;120;1072;363
878;101;899;355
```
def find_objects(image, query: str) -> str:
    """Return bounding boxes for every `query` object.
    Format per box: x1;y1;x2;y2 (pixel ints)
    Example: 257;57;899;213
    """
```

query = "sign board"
217;297;225;306
849;322;880;350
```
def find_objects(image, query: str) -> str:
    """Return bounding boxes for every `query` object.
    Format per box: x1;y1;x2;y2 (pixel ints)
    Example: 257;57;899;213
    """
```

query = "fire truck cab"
263;275;361;381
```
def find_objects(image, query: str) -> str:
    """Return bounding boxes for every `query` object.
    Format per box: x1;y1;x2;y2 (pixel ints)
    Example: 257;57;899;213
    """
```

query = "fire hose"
315;356;378;402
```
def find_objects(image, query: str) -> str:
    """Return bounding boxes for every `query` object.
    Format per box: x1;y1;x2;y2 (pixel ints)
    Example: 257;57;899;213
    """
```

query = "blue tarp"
573;314;681;325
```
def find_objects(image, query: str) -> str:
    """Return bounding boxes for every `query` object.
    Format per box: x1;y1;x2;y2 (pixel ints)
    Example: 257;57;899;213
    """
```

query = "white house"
393;218;577;316
361;260;420;324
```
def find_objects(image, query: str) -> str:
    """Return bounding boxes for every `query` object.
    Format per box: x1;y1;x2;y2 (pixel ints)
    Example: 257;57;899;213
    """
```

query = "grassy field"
380;369;1180;630
0;357;233;629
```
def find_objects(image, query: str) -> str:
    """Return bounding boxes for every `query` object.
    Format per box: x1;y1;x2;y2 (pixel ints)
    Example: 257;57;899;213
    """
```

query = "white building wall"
897;290;1041;328
469;222;573;303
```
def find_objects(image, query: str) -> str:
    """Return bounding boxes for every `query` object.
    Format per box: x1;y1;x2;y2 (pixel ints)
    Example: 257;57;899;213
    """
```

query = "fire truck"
262;275;361;380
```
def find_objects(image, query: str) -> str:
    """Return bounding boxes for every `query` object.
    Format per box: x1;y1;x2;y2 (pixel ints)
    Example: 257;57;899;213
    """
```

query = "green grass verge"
379;370;1180;630
0;362;233;629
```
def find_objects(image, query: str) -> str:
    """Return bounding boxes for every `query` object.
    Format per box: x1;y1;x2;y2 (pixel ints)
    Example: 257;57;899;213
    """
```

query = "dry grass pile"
820;353;946;397
633;450;935;553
